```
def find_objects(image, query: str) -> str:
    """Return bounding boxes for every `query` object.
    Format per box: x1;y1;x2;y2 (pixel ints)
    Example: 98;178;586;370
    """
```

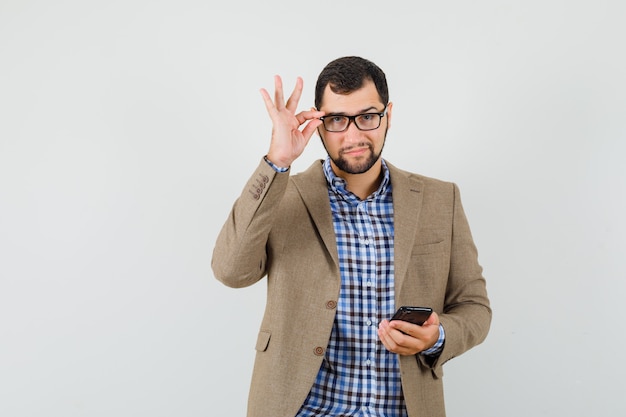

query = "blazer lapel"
290;160;423;285
291;160;340;268
387;161;424;295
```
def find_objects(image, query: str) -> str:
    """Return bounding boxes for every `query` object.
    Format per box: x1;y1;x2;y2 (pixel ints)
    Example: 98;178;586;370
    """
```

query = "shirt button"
326;300;337;309
314;347;325;356
366;319;372;326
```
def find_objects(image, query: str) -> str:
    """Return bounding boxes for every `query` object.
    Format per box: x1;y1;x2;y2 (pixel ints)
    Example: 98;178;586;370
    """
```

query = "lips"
341;144;371;156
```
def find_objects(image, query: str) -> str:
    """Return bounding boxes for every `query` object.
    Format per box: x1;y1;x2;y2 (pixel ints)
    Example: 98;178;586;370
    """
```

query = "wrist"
264;155;289;173
265;153;291;170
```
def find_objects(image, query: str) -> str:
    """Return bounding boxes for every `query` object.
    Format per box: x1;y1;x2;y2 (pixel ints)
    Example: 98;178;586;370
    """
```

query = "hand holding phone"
390;306;433;326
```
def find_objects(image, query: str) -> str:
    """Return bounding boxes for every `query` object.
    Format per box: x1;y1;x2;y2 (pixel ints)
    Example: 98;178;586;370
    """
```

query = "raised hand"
260;75;325;168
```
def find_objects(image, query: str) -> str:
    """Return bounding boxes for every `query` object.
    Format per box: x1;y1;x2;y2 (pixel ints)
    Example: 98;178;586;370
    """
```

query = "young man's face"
317;80;392;176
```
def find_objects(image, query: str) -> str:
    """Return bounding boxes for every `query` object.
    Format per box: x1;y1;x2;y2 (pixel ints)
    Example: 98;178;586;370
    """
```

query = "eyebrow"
325;106;382;116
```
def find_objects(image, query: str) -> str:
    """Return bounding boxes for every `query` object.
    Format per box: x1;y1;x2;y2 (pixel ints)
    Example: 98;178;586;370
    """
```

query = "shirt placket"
354;199;379;414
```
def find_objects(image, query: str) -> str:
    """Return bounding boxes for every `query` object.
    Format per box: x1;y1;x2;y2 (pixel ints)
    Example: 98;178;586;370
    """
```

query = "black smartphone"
390;306;433;326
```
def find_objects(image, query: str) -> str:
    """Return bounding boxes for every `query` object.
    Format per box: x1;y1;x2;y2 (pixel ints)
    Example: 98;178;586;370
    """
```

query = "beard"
332;142;382;174
320;127;388;175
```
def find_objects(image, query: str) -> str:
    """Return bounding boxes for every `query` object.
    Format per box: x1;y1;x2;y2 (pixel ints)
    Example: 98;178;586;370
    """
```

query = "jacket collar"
291;159;425;283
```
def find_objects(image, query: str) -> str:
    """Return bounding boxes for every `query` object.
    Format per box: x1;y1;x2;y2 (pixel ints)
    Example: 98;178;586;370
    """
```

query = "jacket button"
314;347;324;356
326;300;337;309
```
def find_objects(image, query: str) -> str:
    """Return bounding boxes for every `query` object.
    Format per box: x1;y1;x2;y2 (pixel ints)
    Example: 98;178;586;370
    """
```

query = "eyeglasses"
319;108;387;132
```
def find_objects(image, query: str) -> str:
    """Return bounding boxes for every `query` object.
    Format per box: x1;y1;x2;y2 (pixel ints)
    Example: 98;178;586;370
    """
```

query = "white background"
1;1;625;416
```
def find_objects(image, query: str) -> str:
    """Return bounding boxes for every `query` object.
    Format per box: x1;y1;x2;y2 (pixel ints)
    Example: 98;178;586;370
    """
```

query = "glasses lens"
324;116;349;132
355;113;381;130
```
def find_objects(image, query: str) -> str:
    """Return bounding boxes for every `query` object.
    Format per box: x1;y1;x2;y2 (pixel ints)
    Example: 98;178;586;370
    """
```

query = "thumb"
423;311;439;327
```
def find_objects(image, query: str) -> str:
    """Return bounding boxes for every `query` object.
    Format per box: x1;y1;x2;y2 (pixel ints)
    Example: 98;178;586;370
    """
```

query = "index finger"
294;109;325;125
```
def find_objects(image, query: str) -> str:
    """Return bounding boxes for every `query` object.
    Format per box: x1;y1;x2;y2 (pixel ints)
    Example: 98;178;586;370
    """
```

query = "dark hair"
314;56;389;110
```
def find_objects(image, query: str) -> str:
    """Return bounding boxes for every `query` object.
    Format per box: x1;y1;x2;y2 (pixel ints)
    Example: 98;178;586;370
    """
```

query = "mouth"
340;144;371;157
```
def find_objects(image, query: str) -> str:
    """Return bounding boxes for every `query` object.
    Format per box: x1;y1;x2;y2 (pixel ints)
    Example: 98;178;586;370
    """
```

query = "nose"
343;119;361;143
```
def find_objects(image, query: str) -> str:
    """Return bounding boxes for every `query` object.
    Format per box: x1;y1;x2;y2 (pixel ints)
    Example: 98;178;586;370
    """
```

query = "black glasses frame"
319;107;387;132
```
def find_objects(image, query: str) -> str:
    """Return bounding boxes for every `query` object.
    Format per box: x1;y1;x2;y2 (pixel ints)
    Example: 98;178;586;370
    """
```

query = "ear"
385;102;393;129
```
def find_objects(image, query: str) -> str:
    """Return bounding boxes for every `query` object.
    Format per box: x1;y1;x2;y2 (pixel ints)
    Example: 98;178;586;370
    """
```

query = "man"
212;56;491;417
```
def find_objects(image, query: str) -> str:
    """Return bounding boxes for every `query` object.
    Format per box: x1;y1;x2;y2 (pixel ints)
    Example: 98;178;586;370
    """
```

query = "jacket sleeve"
419;183;492;375
211;158;289;288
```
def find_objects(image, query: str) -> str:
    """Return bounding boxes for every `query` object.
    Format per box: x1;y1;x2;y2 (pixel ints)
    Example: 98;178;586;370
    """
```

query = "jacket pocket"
411;239;445;255
255;330;271;352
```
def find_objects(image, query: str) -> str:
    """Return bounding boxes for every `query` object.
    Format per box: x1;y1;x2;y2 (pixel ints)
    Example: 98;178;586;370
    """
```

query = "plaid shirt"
296;157;406;417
